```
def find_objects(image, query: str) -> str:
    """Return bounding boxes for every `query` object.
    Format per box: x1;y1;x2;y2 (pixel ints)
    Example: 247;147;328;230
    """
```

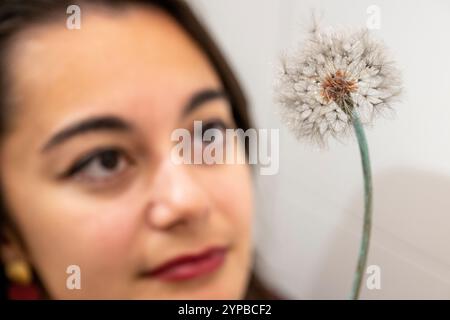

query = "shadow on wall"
309;167;450;299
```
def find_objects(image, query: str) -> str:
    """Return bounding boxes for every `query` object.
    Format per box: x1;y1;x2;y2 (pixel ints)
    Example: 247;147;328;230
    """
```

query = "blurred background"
189;0;450;299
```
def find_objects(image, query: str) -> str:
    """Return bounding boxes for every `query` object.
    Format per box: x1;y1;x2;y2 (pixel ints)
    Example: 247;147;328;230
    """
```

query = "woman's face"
0;5;253;299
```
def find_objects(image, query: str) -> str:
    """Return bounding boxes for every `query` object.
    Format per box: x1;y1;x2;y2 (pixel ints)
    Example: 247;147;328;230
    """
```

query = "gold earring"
5;261;32;285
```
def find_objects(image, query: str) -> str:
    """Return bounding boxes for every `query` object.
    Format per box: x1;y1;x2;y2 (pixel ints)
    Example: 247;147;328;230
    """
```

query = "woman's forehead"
4;4;221;136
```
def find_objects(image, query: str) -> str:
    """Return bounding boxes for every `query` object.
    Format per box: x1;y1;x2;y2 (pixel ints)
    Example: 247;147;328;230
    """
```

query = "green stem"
349;112;373;300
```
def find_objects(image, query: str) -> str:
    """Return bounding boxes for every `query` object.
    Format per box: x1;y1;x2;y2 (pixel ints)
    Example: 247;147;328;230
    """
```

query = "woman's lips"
143;246;228;282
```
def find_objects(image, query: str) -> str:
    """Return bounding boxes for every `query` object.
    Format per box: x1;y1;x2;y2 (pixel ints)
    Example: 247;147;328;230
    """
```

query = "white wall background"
189;0;450;299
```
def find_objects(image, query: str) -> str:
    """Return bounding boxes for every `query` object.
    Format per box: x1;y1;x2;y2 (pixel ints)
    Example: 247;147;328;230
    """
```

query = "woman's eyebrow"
183;88;228;117
41;116;132;153
40;89;226;152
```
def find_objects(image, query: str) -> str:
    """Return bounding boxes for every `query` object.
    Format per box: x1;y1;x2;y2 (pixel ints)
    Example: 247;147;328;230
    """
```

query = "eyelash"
199;119;229;140
191;119;228;148
61;147;131;180
59;119;229;181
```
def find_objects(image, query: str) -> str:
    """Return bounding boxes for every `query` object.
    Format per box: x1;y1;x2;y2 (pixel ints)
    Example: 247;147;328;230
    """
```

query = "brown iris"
321;70;358;109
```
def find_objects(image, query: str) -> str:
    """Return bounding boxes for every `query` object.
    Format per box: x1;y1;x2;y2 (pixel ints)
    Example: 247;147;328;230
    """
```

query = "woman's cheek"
26;195;143;298
227;165;253;224
202;164;254;237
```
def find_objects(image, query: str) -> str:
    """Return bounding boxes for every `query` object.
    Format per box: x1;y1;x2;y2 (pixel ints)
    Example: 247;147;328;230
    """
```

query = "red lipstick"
144;246;228;282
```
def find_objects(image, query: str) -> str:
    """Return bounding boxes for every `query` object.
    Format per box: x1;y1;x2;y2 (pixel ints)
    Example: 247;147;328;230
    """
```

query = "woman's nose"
145;159;210;230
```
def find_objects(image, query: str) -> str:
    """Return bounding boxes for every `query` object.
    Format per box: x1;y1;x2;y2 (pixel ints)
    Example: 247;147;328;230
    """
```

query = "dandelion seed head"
321;70;358;107
275;27;402;146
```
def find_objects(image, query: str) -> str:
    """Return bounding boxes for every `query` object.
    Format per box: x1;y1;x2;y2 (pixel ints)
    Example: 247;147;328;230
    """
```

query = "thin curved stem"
349;112;373;300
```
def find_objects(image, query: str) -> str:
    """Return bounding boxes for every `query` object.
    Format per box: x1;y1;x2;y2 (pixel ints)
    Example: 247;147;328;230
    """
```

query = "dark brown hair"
0;0;276;300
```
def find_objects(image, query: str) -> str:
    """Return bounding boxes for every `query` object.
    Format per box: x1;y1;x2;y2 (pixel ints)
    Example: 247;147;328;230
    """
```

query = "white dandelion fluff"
275;27;402;145
274;22;402;300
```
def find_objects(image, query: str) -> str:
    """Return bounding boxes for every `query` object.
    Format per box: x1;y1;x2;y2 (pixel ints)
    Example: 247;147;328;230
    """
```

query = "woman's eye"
197;119;228;145
202;119;228;133
63;149;131;183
